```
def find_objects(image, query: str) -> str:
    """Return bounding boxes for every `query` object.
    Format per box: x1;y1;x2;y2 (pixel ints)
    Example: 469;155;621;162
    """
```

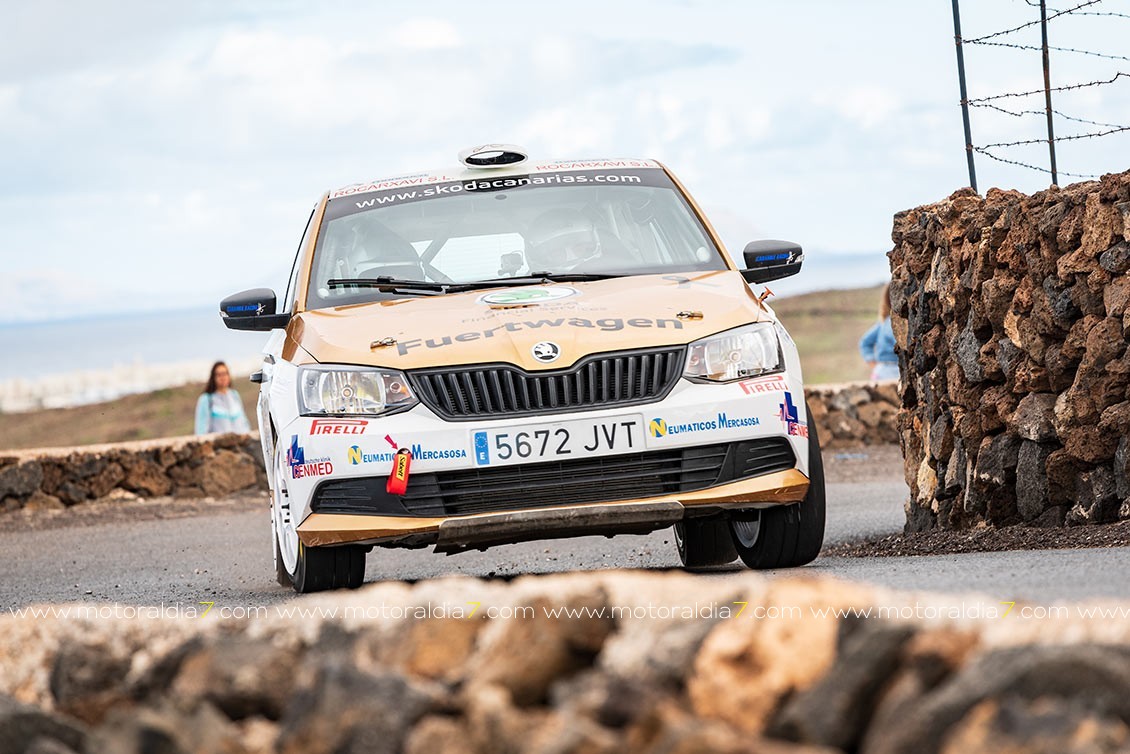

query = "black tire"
675;515;739;568
274;529;292;587
291;541;367;593
731;401;826;569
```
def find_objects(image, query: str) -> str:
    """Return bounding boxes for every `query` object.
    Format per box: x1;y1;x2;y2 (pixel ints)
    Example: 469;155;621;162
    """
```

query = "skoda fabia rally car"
222;145;825;592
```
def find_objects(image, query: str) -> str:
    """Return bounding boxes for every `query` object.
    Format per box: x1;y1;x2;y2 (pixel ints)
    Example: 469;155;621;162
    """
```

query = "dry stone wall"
0;434;266;514
807;381;900;447
891;169;1130;531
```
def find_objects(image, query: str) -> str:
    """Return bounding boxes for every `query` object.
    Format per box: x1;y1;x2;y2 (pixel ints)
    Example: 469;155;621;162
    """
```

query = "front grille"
408;347;686;420
311;438;796;517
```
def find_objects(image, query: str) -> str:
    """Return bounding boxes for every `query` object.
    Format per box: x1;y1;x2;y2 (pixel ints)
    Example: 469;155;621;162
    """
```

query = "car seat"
354;224;425;280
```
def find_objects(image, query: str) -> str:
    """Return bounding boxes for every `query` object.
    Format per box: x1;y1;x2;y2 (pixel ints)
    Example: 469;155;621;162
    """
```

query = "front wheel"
675;515;738;568
730;401;826;569
289;541;367;593
271;438;366;593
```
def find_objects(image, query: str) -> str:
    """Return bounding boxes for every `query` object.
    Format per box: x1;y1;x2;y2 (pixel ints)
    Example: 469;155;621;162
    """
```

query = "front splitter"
297;469;809;549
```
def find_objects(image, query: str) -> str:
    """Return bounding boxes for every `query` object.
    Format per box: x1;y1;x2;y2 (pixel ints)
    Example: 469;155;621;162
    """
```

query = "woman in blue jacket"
859;284;899;381
194;361;251;435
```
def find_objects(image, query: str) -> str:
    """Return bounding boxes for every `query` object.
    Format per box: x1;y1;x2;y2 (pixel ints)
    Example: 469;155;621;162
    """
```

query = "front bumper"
277;356;813;552
297;468;809;549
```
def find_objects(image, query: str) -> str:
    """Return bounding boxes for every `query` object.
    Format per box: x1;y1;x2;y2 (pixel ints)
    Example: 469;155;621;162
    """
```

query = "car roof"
328;157;664;200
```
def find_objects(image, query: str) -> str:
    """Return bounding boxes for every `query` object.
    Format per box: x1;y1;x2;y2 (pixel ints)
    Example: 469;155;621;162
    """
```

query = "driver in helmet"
525;207;602;272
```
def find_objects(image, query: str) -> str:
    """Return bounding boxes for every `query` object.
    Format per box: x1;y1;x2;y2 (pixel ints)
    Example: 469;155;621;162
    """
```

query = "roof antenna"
458;144;528;169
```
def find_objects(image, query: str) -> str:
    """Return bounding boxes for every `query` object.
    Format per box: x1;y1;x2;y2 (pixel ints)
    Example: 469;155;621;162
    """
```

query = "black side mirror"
740;240;804;284
220;288;291;331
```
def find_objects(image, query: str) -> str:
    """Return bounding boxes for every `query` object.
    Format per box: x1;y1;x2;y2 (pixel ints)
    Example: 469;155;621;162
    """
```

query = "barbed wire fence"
951;0;1129;190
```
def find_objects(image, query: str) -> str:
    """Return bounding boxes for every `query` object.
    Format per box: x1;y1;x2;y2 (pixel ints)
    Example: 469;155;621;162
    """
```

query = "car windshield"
306;167;727;309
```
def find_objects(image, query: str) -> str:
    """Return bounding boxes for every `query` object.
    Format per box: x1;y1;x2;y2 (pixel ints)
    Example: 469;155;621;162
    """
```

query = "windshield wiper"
526;271;624;282
327;273;625;297
442;272;624;293
326;277;447;295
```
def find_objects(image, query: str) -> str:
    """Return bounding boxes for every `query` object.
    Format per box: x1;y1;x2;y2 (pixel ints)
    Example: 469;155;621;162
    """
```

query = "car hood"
290;271;770;371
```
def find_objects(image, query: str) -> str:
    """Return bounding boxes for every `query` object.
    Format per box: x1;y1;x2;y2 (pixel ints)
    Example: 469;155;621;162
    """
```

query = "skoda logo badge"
532;341;561;363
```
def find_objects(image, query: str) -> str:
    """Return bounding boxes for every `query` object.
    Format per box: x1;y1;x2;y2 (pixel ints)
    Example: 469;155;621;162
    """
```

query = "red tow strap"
386;447;412;495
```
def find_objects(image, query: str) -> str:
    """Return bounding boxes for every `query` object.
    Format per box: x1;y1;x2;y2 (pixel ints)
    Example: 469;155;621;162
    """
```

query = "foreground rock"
3;571;1130;753
890;169;1130;530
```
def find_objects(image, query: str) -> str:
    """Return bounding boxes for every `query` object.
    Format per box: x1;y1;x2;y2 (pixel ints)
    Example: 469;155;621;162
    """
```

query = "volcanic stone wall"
807;381;899;447
891;169;1130;531
0;434;266;513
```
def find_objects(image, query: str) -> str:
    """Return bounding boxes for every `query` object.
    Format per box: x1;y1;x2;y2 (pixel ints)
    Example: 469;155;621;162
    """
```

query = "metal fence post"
952;0;978;192
1039;0;1059;185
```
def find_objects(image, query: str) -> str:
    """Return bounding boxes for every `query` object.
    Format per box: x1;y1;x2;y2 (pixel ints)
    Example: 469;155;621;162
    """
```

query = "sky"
1;0;1128;324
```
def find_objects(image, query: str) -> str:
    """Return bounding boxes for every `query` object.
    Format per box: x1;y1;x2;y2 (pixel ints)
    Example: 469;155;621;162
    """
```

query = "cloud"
391;18;463;50
4;0;1127;327
813;85;900;130
0;2;265;85
0;269;136;322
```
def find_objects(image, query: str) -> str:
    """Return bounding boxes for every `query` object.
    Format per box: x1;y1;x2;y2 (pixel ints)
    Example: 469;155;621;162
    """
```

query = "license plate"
472;415;644;467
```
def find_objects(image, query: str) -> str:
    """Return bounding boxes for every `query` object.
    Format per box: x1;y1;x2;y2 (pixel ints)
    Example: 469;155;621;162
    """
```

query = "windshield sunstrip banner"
330;159;661;199
324;169;672;221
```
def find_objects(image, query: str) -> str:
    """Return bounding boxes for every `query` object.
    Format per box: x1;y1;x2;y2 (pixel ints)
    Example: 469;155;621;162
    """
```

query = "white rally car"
222;145;825;592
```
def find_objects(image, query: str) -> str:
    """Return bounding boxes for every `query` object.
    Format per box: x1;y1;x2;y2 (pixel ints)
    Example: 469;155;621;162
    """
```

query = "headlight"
684;323;783;382
298;366;417;416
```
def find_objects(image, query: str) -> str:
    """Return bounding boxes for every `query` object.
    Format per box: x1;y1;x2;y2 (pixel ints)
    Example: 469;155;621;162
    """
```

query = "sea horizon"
0;251;890;411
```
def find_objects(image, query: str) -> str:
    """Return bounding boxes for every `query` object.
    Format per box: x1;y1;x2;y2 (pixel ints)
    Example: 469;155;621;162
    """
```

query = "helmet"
526;208;599;271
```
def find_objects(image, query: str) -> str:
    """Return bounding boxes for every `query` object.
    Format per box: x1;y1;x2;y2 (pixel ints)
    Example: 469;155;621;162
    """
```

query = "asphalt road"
4;465;1128;611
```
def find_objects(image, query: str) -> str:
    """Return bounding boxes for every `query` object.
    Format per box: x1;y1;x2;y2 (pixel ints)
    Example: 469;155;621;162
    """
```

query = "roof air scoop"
458;144;528;169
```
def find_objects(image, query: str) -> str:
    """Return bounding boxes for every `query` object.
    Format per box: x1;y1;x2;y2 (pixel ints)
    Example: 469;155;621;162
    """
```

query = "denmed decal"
778;392;809;438
396;317;683;355
292;459;333;479
288;435;333;479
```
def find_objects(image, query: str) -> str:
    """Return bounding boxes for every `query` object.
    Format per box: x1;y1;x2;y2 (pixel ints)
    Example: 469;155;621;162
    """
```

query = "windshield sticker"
324;169;674;221
331;161;661;199
331;172;457;198
396;317;683;355
531;159;660;170
477;287;578;305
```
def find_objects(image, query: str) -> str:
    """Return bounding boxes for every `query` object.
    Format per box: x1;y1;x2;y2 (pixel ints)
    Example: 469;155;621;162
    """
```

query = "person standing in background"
859;283;899;381
195;361;251;434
